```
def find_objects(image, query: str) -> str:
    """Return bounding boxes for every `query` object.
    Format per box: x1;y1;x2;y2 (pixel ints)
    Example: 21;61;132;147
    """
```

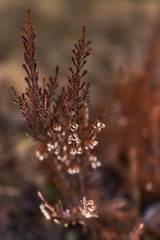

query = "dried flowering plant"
11;9;106;232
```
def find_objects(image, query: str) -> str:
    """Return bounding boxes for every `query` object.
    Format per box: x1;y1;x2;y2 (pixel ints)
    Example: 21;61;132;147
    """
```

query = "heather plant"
11;9;106;233
11;9;145;240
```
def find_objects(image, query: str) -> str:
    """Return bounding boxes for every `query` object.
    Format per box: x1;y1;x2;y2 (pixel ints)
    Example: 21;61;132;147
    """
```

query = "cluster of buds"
85;139;98;150
47;127;66;139
79;196;98;219
35;150;48;161
92;120;105;133
69;146;83;155
91;161;101;169
89;155;101;169
67;165;80;175
47;142;58;151
47;142;61;157
57;154;67;162
68;133;81;145
67;122;83;158
70;122;79;132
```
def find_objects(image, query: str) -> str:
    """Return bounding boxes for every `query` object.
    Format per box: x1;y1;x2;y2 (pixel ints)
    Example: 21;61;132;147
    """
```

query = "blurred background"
1;0;160;239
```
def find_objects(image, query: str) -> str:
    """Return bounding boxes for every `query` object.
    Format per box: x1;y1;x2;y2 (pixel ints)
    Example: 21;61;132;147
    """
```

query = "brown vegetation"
9;7;160;240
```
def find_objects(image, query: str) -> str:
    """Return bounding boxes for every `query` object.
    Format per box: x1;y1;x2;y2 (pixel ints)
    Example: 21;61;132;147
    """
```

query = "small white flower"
53;124;62;132
70;122;79;132
91;161;101;169
69;148;77;155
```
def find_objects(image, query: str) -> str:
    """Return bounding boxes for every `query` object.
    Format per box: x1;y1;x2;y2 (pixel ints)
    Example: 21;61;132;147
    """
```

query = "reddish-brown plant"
11;9;106;234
